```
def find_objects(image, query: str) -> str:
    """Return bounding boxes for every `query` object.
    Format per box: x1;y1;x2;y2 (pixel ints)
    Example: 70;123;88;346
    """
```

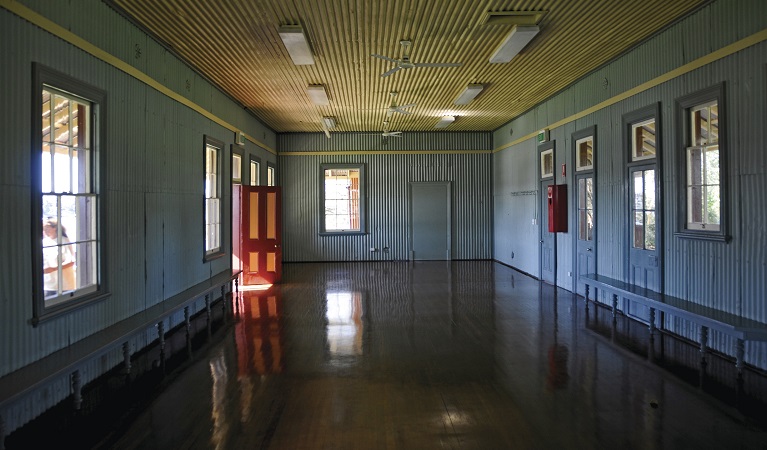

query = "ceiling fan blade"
393;108;412;115
383;131;402;137
381;66;402;78
371;54;399;64
413;62;462;68
398;103;415;109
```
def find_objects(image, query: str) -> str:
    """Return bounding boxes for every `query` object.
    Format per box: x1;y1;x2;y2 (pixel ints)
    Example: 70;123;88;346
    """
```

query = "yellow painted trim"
1;0;276;155
280;150;493;156
493;27;767;153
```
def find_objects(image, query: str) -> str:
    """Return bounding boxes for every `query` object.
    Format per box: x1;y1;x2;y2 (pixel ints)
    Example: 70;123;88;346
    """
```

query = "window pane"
578;210;587;241
705;146;720;185
576;137;593;170
53;145;72;193
633;172;643;210
706;185;721;225
578;179;586;209
541;150;553;177
232;154;242;183
586;210;594;241
76;240;98;289
585;178;593;209
645;211;656;250
632;119;656;160
53;95;70;145
42;143;52;192
709;103;719;144
644;170;655;211
687;147;704;187
633;212;644;249
42;91;51;143
688;186;702;224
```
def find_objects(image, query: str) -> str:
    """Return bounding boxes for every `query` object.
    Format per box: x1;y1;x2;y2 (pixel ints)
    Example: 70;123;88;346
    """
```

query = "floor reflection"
101;261;767;449
235;289;283;376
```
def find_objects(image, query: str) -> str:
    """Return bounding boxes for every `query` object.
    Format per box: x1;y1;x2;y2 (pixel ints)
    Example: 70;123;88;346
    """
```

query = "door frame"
623;103;663;293
571;126;597;295
538;140;556;284
409;181;451;261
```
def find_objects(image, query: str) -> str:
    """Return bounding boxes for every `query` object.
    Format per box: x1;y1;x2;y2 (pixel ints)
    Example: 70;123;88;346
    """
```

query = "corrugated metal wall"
492;0;767;368
0;0;276;433
278;132;492;262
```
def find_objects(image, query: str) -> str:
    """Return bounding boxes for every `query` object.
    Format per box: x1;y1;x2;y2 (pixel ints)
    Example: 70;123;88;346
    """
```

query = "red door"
234;186;282;285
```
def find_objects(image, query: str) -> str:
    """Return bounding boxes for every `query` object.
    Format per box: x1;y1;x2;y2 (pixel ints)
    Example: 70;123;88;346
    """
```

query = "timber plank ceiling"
108;0;704;134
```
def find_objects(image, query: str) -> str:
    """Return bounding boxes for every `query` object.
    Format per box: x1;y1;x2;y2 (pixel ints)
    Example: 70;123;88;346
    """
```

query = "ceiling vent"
481;10;547;26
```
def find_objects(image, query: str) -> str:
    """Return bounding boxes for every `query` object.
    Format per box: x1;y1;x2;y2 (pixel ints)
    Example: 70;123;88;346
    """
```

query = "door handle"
539;240;544;243
586;248;593;252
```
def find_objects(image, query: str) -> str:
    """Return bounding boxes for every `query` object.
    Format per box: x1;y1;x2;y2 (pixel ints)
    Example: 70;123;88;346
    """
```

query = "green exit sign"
537;129;549;143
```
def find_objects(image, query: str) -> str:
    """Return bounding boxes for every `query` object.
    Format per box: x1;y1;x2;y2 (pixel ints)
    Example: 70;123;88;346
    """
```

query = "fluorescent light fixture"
435;115;455;129
307;85;329;106
489;25;539;63
454;84;484;105
278;25;315;65
322;116;336;129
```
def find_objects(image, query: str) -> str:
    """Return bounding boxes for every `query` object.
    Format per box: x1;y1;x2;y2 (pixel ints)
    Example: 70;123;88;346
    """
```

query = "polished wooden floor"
10;262;767;449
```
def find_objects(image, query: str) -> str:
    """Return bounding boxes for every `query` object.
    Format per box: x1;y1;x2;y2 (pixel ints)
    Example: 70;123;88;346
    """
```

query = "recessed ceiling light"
307;85;329;105
454;84;484;105
278;25;315;65
435;115;455;129
489;25;540;64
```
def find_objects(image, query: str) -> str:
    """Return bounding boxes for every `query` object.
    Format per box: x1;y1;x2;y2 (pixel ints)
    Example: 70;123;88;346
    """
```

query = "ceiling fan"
372;40;462;78
385;91;415;118
364;121;402;138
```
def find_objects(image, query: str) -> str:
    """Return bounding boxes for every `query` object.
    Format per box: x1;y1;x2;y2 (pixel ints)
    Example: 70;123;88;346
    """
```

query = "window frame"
319;163;367;236
675;83;729;242
231;148;242;185
266;161;276;186
203;136;225;261
249;155;261;186
31;63;109;325
572;125;596;242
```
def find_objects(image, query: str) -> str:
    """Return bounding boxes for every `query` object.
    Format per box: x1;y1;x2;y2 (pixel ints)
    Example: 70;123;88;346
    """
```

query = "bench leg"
205;294;212;339
735;339;745;381
157;320;165;354
584;284;590;310
648;308;656;335
1;413;6;450
122;342;132;376
611;294;618;321
699;326;709;362
221;285;227;322
72;370;82;411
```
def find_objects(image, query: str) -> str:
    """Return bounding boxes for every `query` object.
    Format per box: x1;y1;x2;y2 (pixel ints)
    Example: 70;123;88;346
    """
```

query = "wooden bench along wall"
580;273;767;380
0;270;242;450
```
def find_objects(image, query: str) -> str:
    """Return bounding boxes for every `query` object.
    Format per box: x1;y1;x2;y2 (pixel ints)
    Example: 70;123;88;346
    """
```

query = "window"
250;156;261;186
232;151;242;184
33;64;107;322
631;119;656;161
632;169;657;250
266;162;276;186
540;149;554;178
204;136;224;260
572;126;596;243
575;136;594;171
676;84;728;241
320;164;366;234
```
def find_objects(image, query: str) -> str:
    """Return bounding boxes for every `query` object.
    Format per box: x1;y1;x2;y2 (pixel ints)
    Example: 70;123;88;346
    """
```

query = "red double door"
233;186;282;285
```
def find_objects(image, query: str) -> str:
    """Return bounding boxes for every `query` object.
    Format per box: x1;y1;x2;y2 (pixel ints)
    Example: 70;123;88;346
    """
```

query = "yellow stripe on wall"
0;0;276;155
493;27;767;153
